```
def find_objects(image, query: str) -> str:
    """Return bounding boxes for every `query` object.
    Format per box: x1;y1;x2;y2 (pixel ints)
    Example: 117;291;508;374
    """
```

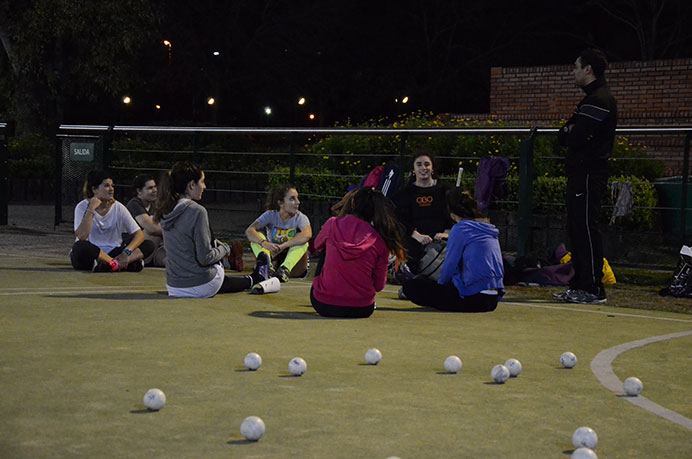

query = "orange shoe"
228;241;244;272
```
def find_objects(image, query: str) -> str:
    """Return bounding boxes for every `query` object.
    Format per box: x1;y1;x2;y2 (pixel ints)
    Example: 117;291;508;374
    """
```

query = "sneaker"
565;289;607;305
276;265;290;283
93;261;112;272
228;241;244;272
398;287;408;300
252;252;271;283
552;289;573;301
394;262;415;284
126;259;144;272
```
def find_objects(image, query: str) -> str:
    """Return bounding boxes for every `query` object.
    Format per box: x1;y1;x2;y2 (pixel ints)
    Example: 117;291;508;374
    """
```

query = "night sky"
5;1;691;128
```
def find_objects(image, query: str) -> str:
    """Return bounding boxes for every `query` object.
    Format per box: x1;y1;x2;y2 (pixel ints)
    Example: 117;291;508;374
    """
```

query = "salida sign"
70;142;95;162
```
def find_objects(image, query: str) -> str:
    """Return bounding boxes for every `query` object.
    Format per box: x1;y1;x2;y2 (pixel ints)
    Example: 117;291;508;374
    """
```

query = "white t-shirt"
74;200;140;254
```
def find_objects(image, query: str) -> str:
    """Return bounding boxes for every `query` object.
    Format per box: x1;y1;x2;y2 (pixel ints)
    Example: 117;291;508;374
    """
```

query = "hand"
412;231;432;245
88;197;102;211
114;252;129;270
268;242;284;256
433;232;448;241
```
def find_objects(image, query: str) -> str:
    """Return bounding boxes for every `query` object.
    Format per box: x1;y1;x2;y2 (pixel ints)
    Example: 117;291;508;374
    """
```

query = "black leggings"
70;239;155;271
218;274;253;293
402;277;498;312
310;287;375;318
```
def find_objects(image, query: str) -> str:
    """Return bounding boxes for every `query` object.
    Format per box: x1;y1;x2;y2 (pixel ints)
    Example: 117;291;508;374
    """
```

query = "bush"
8;133;54;179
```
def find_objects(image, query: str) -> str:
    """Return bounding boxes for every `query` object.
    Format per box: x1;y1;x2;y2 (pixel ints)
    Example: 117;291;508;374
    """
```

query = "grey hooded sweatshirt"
160;199;230;288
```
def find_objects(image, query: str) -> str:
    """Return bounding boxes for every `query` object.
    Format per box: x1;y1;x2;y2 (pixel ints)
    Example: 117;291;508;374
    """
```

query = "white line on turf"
0;286;156;296
590;330;692;430
503;301;692;323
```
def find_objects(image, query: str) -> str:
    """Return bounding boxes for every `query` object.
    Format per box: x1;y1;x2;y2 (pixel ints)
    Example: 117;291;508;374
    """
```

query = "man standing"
556;48;617;304
127;175;167;267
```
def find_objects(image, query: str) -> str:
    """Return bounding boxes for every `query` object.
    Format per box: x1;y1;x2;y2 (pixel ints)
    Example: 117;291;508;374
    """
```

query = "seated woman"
311;187;405;318
71;170;154;272
401;189;504;312
392;151;454;276
126;174;167;267
155;162;263;298
245;185;312;283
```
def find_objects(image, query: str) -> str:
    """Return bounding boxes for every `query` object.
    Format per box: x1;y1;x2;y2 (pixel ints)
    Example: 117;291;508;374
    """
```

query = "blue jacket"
438;219;505;298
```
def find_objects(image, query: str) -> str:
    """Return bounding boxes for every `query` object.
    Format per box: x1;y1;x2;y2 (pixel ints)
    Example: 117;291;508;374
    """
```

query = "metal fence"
55;124;692;257
0;122;8;226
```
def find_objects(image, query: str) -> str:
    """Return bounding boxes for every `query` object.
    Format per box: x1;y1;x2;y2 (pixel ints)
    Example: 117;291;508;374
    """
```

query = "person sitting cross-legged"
245;184;312;283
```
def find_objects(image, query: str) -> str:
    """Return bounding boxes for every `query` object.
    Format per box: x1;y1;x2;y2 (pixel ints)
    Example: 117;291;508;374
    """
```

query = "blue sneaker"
565;289;606;305
252;252;271;285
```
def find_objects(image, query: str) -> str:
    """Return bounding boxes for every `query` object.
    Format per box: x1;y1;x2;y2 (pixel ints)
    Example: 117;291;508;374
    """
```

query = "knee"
139;240;155;258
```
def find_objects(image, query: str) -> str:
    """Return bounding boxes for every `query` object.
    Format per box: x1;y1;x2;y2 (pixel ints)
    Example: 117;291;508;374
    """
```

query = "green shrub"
267;166;353;200
8;133;54;179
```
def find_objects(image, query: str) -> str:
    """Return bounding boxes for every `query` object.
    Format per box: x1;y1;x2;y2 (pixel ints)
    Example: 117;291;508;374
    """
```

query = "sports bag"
418;241;447;282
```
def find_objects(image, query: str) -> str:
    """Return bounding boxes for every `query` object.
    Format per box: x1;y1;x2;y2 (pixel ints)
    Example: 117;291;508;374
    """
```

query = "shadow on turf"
46;292;169;300
249;310;322;320
227;439;257;445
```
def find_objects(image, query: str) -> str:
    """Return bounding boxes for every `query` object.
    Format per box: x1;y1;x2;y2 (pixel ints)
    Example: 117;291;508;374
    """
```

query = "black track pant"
70;238;155;271
566;171;608;294
310;287;375;318
402;277;498;312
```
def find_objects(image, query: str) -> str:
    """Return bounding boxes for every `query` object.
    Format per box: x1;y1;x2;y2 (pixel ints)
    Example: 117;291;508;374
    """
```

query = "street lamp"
162;40;172;64
207;97;215;105
122;96;132;104
298;97;306;105
264;106;272;115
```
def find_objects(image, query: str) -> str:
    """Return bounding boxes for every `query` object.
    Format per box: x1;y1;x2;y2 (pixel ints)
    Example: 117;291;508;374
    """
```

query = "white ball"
444;355;462;373
143;388;166;411
365;348;382;365
240;416;265;441
491;364;510;384
571;447;598;459
244;352;262;371
504;358;522;377
623;376;643;396
572;426;598;450
288;357;307;376
560;352;578;369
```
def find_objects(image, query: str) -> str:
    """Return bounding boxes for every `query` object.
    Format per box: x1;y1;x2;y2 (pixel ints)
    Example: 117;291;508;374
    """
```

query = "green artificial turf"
1;254;691;458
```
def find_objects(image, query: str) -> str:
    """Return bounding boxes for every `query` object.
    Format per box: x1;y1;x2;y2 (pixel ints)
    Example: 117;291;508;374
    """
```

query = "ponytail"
154;162;203;222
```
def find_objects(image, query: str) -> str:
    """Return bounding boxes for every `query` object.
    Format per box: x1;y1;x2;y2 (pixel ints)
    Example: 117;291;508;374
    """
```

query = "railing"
56;124;692;256
0;122;8;226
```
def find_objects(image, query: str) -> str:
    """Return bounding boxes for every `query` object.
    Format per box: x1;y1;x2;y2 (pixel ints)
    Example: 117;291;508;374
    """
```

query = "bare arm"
75;197;101;241
135;213;162;236
114;229;146;268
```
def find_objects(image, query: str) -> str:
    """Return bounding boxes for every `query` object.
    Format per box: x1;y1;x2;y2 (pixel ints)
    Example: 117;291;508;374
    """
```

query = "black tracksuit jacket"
558;79;617;176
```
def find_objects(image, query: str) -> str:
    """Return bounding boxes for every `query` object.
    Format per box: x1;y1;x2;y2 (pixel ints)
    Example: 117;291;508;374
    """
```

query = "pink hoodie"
312;215;389;307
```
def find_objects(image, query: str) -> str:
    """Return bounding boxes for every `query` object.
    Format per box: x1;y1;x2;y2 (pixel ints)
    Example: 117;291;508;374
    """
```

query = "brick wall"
452;58;692;175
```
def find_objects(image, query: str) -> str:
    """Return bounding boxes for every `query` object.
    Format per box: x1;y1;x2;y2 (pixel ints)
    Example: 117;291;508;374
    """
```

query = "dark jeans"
310;287;375;318
402;277;498;312
566;172;607;294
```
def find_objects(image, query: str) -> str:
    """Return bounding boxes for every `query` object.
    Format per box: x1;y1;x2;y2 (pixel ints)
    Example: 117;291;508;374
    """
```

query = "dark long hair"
446;189;486;221
82;169;111;199
154;162;203;222
265;184;295;211
349;187;405;256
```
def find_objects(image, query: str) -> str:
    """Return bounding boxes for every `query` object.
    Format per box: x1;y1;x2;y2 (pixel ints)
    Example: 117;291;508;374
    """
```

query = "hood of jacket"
457;219;499;240
329;215;382;261
160;199;196;231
